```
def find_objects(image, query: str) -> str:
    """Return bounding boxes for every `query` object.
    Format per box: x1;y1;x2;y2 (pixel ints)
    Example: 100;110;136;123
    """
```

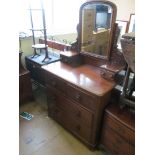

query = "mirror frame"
78;0;117;60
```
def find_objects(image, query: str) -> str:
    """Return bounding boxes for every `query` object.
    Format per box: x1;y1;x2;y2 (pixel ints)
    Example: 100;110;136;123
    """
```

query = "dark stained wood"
39;38;71;51
42;61;115;96
19;51;25;73
100;48;126;81
99;102;135;155
60;51;82;67
42;61;116;149
19;52;33;104
25;51;60;86
40;22;126;83
19;71;33;104
25;57;46;86
80;53;108;67
105;103;135;140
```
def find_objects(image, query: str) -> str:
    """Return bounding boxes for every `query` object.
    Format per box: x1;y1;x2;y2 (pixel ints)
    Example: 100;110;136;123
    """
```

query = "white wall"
107;0;135;21
87;0;135;21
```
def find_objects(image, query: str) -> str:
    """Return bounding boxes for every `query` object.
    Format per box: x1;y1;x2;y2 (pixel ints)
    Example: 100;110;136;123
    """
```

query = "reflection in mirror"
79;1;117;59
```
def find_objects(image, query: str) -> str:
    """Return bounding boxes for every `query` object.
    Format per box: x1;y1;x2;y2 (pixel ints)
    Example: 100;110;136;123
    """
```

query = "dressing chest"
42;61;115;148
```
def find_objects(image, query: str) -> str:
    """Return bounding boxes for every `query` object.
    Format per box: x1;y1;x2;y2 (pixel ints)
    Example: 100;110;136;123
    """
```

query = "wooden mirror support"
100;23;126;81
40;0;126;82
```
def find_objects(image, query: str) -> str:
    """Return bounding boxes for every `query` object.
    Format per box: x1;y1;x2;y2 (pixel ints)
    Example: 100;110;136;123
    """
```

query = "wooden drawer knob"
51;81;56;86
75;94;81;100
32;64;36;68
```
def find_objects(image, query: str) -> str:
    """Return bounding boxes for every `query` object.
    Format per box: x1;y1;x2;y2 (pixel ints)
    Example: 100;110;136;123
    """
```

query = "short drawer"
47;86;94;128
49;105;92;142
66;83;98;111
46;73;67;95
101;126;134;155
104;113;135;145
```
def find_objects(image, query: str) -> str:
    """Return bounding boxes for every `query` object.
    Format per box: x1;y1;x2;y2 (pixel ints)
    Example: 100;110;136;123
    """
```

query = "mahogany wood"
39;38;71;51
25;57;46;86
99;102;135;155
42;61;116;148
19;52;33;104
60;51;82;67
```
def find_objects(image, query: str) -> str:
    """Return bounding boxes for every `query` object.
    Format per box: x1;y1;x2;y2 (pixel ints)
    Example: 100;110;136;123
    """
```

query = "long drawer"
48;102;92;143
46;73;98;111
104;113;135;145
101;126;134;155
47;86;94;128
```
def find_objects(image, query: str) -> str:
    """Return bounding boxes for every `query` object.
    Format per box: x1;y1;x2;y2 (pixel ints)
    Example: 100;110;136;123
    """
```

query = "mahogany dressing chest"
42;61;115;148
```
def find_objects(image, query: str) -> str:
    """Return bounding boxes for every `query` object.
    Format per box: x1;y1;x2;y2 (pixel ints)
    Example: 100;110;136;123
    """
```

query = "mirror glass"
79;1;116;59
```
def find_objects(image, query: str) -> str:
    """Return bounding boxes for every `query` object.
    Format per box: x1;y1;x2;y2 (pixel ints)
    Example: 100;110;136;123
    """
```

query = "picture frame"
127;13;135;33
116;20;128;49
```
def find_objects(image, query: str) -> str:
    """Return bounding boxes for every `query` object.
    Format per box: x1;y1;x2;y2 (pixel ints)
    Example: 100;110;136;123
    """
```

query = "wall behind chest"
110;0;135;20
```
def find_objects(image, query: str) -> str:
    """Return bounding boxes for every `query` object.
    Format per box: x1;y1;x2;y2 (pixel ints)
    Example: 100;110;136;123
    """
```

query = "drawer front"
46;73;67;95
26;60;45;85
47;87;94;128
66;83;98;111
101;126;135;155
46;73;98;111
104;113;135;145
48;104;92;142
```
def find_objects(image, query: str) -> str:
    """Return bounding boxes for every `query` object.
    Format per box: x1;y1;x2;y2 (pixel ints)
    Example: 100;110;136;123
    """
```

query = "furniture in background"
98;32;135;155
28;0;51;62
99;102;135;155
120;32;135;111
25;57;46;86
19;52;33;104
25;0;60;86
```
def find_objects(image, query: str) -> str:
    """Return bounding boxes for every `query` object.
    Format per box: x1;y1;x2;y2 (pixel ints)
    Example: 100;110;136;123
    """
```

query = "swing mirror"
79;0;117;60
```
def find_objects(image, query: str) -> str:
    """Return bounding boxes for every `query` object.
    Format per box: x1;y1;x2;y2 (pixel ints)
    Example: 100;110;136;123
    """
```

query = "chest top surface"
42;61;115;96
105;103;135;130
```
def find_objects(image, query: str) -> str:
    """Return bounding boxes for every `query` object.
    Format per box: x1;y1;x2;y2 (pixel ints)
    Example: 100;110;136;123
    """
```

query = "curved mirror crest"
79;1;116;59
